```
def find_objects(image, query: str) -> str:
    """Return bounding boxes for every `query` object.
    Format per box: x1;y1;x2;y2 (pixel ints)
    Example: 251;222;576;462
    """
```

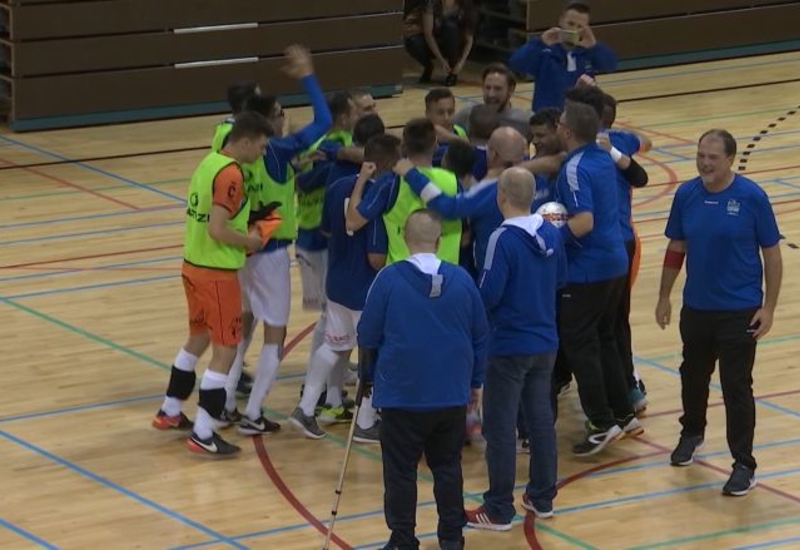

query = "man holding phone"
508;1;617;112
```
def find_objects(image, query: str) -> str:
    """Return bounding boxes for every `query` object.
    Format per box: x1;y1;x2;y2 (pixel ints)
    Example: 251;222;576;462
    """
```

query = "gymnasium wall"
0;0;405;131
526;0;800;69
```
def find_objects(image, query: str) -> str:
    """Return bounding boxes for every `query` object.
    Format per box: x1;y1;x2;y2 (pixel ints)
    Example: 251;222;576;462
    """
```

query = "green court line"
0;295;591;549
646;331;800;364
646;106;796;128
0;178;186;203
626;515;800;549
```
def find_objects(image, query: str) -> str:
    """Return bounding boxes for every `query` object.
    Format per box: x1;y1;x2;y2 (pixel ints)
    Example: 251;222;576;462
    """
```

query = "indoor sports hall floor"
2;51;800;549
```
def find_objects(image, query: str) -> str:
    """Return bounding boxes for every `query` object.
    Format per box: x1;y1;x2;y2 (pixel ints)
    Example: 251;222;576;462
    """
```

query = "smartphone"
560;29;580;45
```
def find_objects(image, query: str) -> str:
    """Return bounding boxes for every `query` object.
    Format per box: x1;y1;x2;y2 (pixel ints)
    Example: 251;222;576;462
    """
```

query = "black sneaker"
238;415;281;436
185;431;241;457
439;537;465;550
236;369;253;396
289;407;326;439
722;463;756;496
216;408;242;429
670;435;704;466
572;424;623;456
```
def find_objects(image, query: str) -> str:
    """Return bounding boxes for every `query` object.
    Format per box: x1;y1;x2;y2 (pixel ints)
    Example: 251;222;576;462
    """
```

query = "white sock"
308;312;327;364
325;359;345;407
356;394;378;430
161;348;198;416
195;369;228;439
245;344;280;420
299;344;339;416
224;339;247;412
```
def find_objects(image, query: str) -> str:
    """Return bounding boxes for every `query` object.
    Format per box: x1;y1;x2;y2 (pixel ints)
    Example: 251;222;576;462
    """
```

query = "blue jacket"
480;214;566;356
509;39;617;111
358;259;489;410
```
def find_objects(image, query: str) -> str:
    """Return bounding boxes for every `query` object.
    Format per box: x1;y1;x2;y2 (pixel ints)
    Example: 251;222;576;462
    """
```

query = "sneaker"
638;378;647;395
465;506;513;531
152;410;193;431
342;396;355;410
722;463;757;496
216;408;242;429
289;407;326;439
317;405;354;425
353;422;380;444
185;431;241;457
670;435;704;466
439;537;465;550
572;423;623;456
236;369;253;396
622;417;645;438
516;438;530;454
238;415;281;436
521;494;554;519
629;387;647;415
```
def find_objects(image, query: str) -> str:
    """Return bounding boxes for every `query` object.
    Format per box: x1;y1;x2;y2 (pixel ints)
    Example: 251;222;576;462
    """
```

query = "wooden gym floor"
2;51;800;549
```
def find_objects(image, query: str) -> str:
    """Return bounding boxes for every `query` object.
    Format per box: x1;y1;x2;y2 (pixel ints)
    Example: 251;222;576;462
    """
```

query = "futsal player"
424;88;467;167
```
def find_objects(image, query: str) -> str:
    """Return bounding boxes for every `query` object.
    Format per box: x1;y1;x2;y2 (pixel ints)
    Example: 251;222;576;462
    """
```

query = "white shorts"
324;301;361;352
240;248;291;327
296;248;328;312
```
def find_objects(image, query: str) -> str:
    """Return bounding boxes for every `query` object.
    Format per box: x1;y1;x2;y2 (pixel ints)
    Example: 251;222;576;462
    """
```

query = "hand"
542;27;562;46
393;158;415;176
655;297;672;329
248;201;281;224
438;58;451;74
245;230;264;253
749;307;774;340
435;124;455;140
596;133;612;152
282;44;313;79
306;149;327;163
578;25;597;48
452;60;465;75
359;161;377;180
577;73;598;87
470;387;481;408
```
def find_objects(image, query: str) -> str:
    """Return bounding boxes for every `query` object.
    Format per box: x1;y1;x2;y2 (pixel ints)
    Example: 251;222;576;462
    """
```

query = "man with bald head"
398;126;559;272
465;168;566;530
358;209;489;550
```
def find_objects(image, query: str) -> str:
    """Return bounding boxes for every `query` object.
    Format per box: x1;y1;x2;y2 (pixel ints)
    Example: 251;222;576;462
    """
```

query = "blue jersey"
321;175;388;311
665;174;780;311
557;142;627;283
608;129;643;242
471;145;488;181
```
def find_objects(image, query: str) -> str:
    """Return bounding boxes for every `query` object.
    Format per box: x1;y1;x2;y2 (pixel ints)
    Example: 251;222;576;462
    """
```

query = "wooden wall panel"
10;14;402;76
9;47;405;119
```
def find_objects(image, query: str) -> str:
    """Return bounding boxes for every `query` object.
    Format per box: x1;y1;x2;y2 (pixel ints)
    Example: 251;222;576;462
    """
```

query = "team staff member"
466;168;566;530
152;112;270;457
656;129;782;496
555;102;634;456
358;209;489;550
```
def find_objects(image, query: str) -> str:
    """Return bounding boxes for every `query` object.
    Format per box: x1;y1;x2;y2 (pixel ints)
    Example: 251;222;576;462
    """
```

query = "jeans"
381;406;467;549
404;17;463;70
679;306;759;470
482;353;558;522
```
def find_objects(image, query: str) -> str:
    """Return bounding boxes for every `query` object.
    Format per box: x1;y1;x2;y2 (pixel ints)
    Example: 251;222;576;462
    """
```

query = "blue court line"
0;255;179;284
0;220;183;247
1;274;177;300
0;428;247;549
0;515;58;549
0;204;182;230
773;178;800;191
0;135;185;203
734;534;800;550
655;127;800;151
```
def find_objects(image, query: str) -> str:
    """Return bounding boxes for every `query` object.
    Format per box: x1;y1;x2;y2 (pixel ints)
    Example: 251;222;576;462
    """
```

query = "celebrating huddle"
150;39;783;549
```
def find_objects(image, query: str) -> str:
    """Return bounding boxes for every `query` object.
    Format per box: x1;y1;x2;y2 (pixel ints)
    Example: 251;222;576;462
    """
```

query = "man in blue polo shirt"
290;134;397;444
555;101;634;456
465;167;566;530
358;209;489;550
656;129;782;496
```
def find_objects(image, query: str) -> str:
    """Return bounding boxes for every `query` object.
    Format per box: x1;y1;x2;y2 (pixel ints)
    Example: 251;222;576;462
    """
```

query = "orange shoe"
152;410;193;431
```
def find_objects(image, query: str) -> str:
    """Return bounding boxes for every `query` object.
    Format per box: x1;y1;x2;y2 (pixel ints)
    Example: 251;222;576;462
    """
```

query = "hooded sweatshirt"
479;214;567;356
357;253;489;410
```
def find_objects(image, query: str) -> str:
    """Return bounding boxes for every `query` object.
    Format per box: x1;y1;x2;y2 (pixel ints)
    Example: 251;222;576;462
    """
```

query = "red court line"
634;437;800;506
0;244;182;269
0;156;141;210
251;322;356;549
631;154;680;209
616;122;695;146
645;387;800;419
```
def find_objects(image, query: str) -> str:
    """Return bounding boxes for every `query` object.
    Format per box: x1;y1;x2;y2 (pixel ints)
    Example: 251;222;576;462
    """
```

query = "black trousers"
381;406;467;549
679;306;759;470
558;277;634;429
617;239;638;389
404;18;463;70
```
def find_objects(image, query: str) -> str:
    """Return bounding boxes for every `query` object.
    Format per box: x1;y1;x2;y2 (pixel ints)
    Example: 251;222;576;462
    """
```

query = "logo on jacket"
726;199;740;216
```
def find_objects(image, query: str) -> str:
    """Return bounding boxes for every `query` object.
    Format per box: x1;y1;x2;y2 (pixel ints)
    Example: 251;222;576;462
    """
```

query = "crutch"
323;349;374;550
